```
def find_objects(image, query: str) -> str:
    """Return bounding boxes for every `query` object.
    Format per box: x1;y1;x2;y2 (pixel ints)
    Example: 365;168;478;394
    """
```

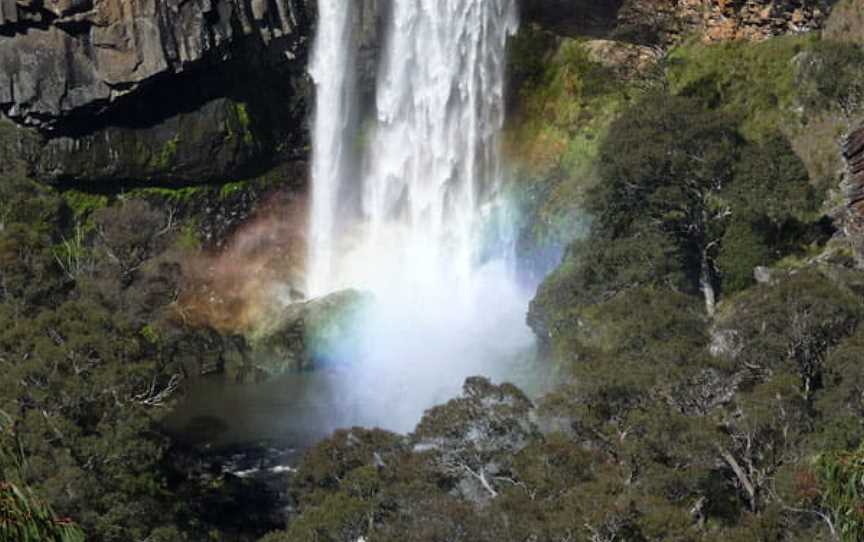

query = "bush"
715;270;864;397
797;40;864;117
717;219;772;294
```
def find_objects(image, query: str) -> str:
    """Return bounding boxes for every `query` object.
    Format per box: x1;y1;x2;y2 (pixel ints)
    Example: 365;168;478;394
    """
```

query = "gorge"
3;1;864;541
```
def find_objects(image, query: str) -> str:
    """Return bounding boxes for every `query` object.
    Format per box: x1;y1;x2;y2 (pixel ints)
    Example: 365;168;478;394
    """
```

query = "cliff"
0;0;312;130
523;0;832;44
0;0;837;186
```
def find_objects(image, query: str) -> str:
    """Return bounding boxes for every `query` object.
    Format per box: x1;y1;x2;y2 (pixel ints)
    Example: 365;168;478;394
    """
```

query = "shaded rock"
250;289;372;376
843;125;864;263
0;0;313;131
35;97;263;183
0;0;395;186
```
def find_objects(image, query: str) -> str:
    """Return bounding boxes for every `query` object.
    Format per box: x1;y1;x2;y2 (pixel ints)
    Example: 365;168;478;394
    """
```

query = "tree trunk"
700;247;716;317
717;445;757;512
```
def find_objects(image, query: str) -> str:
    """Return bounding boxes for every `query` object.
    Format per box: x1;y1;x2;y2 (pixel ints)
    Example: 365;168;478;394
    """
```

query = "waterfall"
307;0;357;299
308;0;531;431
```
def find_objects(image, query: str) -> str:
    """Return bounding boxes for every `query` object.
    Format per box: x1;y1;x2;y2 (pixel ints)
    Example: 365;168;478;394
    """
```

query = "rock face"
0;0;395;185
679;0;831;42
0;0;312;131
523;0;833;45
843;126;864;261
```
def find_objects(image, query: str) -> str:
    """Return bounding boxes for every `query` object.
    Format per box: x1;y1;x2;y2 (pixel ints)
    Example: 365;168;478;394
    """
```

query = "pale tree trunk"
700;247;716;317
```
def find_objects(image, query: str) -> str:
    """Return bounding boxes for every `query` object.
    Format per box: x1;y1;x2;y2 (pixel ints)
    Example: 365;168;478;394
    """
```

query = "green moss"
505;35;639;250
140;324;161;344
666;34;815;139
229;102;255;146
62;190;108;224
127;186;206;204
235;102;251;129
153;136;179;169
174;222;201;251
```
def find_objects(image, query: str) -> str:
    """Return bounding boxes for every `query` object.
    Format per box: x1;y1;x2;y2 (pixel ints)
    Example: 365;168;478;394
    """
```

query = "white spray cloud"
306;0;536;434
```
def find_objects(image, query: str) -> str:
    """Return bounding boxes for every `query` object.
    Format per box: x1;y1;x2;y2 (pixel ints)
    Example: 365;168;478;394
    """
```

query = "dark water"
164;368;362;451
164;348;550;462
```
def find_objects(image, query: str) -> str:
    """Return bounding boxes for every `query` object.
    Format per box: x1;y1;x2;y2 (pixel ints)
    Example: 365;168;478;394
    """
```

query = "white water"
307;0;357;298
307;0;533;432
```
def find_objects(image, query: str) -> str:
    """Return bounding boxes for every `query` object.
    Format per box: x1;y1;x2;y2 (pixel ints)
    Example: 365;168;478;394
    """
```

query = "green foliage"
505;32;637;256
716;270;864;395
0;481;85;542
717;219;772;294
284;492;369;542
61;190;109;226
817;443;864;541
814;326;864;450
128;186;206;205
667;35;813;139
726;135;817;223
593;92;739;238
155;136;179;169
797;40;864;117
174;222;201;252
0;177;66;307
717;134;821;293
52;223;95;281
0;438;85;542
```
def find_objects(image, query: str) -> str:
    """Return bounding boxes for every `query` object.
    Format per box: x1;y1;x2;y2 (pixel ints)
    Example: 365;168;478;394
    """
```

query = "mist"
303;0;537;434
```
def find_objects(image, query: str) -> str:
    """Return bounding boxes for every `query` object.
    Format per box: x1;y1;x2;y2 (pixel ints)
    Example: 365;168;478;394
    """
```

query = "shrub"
797;40;864;117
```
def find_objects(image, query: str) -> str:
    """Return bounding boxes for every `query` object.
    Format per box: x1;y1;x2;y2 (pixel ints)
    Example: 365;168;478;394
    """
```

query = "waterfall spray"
308;0;532;432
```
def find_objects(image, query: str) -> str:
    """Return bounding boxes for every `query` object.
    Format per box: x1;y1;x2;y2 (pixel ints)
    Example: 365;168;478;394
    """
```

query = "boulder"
250;289;372;376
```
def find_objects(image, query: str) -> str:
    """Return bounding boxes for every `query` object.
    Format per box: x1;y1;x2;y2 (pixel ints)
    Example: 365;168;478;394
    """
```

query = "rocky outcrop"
523;0;833;45
0;0;313;131
677;0;832;42
250;290;372;376
843;126;864;261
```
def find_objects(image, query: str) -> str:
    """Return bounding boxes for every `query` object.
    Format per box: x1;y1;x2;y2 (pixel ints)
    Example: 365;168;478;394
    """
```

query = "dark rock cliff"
0;0;313;130
0;0;396;186
0;0;317;185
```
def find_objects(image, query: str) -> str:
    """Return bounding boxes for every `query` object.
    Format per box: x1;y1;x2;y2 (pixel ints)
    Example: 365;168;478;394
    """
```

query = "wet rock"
250;289;373;376
35;97;264;183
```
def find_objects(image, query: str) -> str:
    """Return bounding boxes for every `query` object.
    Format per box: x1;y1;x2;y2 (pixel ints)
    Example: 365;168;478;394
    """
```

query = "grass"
504;34;639;249
666;34;815;140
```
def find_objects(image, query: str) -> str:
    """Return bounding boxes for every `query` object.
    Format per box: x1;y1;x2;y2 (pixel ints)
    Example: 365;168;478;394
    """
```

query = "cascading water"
307;0;357;299
308;0;534;432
